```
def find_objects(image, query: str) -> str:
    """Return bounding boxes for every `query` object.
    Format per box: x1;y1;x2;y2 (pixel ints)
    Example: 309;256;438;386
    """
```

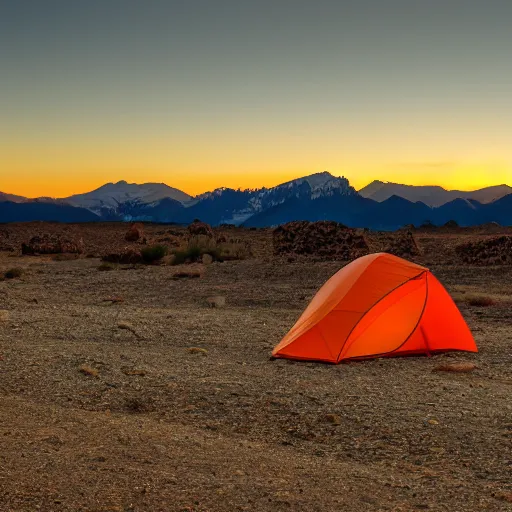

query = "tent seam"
351;272;430;360
335;269;427;362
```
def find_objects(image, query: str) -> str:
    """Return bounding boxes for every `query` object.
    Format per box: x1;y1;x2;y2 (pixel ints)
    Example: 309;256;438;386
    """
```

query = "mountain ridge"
359;180;512;207
1;172;511;229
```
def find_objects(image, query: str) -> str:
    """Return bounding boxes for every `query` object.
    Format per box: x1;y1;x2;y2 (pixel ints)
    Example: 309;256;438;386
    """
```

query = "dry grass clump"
170;235;251;265
4;267;23;279
79;364;99;378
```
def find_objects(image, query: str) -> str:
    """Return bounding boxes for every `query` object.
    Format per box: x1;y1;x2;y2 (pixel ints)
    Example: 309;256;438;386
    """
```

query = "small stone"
202;253;213;265
324;414;342;425
0;310;9;323
427;419;439;425
206;296;226;308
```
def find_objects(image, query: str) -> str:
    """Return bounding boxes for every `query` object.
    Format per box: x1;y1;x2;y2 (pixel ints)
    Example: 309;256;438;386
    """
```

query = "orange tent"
273;253;477;363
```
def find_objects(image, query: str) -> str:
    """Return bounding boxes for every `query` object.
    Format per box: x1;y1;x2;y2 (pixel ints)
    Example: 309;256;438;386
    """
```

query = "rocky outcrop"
273;221;369;261
21;235;84;255
456;236;512;265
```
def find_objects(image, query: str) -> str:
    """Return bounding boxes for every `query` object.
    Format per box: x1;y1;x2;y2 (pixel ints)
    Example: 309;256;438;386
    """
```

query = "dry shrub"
433;362;477;373
216;241;251;261
4;267;23;279
171;235;251;265
79;364;99;378
141;244;168;264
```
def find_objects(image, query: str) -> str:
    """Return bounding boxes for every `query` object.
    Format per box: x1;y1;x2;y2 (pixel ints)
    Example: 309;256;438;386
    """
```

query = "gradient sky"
1;0;511;197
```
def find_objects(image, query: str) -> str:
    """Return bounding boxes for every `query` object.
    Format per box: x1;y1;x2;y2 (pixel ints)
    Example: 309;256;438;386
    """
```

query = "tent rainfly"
272;253;477;363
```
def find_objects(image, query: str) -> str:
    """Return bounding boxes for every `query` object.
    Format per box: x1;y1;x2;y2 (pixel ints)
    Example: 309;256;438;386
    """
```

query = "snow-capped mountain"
63;181;192;218
1;172;511;228
194;172;356;224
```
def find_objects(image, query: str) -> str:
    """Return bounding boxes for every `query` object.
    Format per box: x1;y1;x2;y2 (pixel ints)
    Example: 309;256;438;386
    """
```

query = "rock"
433;362;477;373
273;221;369;261
121;367;146;376
102;249;143;264
118;322;141;339
79;364;99;378
202;253;213;265
206;296;226;308
324;413;342;425
125;223;144;242
118;321;135;331
172;270;202;279
188;220;214;238
456;236;512;265
382;231;421;258
22;234;84;255
0;310;9;322
188;347;208;355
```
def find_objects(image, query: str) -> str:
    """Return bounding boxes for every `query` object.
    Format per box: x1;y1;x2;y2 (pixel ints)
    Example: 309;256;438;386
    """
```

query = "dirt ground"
0;224;511;511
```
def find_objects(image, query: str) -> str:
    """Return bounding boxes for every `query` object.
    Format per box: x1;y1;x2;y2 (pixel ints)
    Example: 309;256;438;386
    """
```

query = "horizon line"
2;172;511;200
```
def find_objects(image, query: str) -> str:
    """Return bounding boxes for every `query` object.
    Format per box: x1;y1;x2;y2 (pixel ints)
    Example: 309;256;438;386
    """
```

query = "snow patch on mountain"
64;181;192;216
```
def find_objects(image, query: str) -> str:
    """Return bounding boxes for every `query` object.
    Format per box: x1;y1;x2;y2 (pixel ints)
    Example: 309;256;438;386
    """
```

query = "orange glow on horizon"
2;161;510;199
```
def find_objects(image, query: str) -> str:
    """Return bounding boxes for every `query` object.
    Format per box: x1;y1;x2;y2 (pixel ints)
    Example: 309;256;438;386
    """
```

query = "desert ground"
0;222;511;511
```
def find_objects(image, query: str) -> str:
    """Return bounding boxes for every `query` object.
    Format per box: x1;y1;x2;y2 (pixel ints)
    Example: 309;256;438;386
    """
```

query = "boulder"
206;296;226;308
125;223;144;242
273;221;369;261
188;220;214;238
383;231;421;258
101;249;143;264
21;235;84;255
456;236;512;265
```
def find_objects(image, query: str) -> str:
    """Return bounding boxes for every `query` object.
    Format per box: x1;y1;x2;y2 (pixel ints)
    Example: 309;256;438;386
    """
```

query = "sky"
1;0;511;198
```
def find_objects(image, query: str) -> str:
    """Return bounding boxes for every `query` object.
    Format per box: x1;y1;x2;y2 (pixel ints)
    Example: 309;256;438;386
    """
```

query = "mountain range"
1;172;511;230
359;180;512;207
